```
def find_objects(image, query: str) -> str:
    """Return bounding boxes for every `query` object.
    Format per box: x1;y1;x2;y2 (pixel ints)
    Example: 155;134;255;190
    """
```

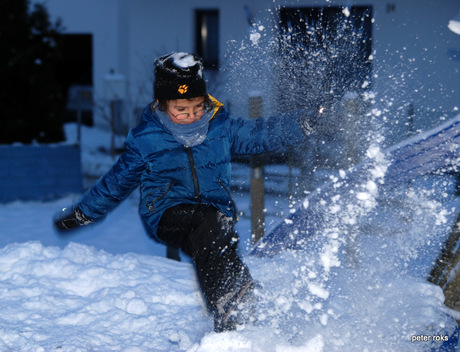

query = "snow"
0;121;459;351
0;241;206;351
0;238;455;351
156;52;204;77
171;53;200;69
448;19;460;35
249;32;261;46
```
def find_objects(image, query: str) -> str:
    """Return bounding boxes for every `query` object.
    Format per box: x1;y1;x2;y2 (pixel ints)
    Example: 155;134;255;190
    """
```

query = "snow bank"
0;241;457;351
0;241;210;351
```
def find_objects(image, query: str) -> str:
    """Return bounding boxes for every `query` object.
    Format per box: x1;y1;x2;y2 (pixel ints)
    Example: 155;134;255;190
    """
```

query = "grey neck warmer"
155;108;213;147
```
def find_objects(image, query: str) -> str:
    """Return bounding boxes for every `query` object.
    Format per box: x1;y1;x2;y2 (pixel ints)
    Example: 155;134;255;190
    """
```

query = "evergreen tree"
0;0;65;144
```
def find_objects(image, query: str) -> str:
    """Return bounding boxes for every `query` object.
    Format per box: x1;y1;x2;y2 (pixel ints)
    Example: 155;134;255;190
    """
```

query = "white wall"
41;0;122;128
369;0;460;140
41;0;460;142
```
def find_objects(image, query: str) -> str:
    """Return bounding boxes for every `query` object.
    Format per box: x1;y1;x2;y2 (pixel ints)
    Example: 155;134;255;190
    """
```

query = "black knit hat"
154;52;207;100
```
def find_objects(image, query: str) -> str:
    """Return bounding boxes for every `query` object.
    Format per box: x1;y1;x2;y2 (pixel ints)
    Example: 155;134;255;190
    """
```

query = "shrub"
0;0;65;144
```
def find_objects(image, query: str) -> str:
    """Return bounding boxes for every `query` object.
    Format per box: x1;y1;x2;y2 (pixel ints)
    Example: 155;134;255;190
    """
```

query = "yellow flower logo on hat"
178;84;188;94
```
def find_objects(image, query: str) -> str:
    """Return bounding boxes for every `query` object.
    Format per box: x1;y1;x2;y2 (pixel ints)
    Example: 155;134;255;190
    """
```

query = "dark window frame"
195;9;219;69
278;6;373;92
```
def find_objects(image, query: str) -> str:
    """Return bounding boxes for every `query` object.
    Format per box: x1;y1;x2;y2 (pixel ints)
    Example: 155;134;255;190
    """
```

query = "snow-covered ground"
1;122;460;351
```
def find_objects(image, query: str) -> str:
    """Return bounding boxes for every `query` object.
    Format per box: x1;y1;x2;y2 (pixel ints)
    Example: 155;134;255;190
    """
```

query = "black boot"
214;280;257;332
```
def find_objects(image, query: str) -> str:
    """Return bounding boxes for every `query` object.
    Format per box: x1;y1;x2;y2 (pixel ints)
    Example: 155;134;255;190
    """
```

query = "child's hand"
299;106;325;136
53;206;94;232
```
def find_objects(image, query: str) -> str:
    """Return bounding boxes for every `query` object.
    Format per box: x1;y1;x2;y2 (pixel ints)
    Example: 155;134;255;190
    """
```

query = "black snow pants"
157;204;254;331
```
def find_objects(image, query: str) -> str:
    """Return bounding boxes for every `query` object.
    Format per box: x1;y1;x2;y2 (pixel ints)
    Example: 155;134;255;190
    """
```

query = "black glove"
53;206;94;232
299;106;325;136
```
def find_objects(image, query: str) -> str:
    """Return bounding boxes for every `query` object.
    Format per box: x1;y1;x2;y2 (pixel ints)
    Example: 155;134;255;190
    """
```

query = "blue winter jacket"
78;96;306;241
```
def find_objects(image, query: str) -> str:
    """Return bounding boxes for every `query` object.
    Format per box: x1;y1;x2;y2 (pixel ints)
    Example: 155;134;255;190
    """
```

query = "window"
195;10;219;68
277;6;373;111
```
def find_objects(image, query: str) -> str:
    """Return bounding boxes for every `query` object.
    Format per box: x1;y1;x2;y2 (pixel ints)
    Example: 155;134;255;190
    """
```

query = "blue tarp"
251;114;460;258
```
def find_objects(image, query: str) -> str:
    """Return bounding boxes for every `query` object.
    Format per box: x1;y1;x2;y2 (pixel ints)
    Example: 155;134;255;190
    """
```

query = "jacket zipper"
185;147;201;204
218;179;237;221
144;181;174;213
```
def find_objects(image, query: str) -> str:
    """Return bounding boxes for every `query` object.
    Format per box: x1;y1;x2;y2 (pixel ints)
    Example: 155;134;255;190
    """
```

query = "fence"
0;145;82;202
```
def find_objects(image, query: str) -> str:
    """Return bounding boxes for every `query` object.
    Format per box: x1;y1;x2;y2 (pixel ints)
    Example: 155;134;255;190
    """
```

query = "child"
54;52;314;332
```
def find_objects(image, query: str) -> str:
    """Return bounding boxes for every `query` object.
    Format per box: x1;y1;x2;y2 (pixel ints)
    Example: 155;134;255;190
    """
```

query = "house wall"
40;0;460;143
368;0;460;141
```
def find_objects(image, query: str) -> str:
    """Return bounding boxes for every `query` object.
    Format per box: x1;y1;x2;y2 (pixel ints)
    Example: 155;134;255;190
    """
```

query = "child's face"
166;97;207;124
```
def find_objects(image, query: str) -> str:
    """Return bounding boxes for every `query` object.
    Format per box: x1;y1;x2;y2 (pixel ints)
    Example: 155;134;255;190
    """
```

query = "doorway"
56;34;93;126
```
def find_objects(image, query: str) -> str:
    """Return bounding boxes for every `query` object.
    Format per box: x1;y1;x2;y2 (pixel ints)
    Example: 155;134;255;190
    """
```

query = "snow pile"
0;239;456;351
0;241;209;351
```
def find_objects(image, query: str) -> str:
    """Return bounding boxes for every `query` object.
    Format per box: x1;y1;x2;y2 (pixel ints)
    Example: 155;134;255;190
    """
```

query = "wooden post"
428;211;460;309
407;103;415;137
76;90;82;146
249;95;265;245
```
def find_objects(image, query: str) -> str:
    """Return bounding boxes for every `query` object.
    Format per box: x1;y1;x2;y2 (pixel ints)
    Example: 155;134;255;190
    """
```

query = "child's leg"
157;204;254;331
